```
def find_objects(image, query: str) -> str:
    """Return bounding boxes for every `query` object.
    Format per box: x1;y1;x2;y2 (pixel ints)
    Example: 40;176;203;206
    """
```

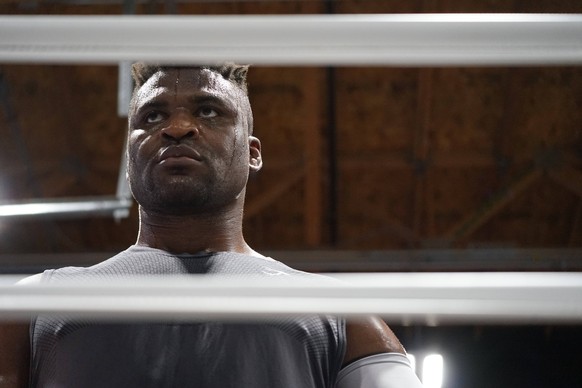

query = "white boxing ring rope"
1;273;582;325
1;14;582;66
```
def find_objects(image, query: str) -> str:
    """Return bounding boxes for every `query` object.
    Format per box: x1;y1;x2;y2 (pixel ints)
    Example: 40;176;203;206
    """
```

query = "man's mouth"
158;145;203;165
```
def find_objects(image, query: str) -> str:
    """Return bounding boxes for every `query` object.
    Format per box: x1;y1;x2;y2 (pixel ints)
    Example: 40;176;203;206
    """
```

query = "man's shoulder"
215;251;341;284
209;251;310;277
26;246;147;282
16;273;43;285
18;265;93;284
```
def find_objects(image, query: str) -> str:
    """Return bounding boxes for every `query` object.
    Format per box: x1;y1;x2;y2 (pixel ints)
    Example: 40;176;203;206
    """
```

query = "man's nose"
161;110;198;141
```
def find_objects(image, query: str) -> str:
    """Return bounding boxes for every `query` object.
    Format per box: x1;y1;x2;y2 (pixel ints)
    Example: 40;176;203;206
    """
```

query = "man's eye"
198;107;218;118
145;112;165;123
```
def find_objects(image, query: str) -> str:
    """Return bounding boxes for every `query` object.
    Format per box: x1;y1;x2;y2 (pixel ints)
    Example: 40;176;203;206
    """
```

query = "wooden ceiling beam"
570;199;582;247
303;69;325;247
244;169;304;220
547;165;582;199
339;152;497;170
413;68;434;240
443;166;543;243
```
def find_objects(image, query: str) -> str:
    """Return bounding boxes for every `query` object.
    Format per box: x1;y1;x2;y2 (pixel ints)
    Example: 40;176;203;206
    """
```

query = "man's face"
127;67;259;215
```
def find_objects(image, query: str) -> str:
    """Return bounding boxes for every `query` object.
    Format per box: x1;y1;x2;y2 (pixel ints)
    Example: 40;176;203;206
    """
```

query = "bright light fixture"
422;354;444;388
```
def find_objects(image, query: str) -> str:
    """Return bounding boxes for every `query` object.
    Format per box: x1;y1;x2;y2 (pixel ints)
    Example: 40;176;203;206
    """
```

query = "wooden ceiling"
0;0;581;272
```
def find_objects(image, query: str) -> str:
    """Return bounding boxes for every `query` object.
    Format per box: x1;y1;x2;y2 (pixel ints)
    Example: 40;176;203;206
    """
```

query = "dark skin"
0;68;404;388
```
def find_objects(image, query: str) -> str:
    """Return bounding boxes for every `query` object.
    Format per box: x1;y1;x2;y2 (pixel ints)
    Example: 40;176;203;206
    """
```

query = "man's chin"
145;198;209;216
137;183;210;212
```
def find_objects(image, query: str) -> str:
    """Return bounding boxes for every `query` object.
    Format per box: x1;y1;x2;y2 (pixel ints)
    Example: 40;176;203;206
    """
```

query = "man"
0;63;423;387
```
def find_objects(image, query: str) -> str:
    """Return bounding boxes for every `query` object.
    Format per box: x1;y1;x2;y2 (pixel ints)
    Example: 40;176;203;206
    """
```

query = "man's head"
130;63;252;132
126;63;262;216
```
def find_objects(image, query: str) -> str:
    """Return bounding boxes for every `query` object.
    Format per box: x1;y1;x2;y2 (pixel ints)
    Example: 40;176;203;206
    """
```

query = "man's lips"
158;145;203;165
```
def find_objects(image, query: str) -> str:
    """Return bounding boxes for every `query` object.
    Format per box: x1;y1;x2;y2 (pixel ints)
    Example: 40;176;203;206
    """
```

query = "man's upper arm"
343;316;405;366
339;317;424;387
0;274;41;388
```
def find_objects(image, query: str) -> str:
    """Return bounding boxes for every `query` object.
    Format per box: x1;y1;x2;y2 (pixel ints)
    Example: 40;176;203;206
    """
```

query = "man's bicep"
343;316;405;366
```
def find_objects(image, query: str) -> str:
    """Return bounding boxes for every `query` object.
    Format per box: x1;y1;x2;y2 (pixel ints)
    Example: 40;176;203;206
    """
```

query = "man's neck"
135;205;255;256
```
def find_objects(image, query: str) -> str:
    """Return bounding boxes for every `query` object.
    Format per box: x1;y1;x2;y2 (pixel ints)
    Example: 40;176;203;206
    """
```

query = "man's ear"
248;136;263;173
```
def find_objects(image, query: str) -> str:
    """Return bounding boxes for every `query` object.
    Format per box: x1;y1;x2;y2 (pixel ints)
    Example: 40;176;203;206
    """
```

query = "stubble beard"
131;164;246;217
137;173;216;216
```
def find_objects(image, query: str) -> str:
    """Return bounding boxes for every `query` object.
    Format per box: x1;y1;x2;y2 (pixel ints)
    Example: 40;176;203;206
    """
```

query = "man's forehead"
135;68;241;103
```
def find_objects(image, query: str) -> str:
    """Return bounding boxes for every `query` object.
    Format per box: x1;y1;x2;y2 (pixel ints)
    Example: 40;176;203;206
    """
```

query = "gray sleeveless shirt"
30;246;346;388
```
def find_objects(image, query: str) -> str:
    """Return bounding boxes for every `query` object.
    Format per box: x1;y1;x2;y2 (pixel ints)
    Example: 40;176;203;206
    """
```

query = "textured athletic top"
30;245;346;388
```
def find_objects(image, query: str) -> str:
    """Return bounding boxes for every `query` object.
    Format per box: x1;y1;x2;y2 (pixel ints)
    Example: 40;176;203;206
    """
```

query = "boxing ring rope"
1;272;582;325
1;14;582;65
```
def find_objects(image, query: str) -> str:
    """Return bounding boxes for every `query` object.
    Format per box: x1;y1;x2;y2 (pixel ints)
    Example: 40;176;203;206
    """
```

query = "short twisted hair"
131;62;250;94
